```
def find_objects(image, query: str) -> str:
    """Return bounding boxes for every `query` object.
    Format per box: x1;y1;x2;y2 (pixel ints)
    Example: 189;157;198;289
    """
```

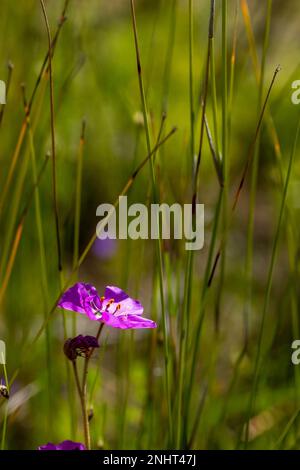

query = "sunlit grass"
0;0;300;451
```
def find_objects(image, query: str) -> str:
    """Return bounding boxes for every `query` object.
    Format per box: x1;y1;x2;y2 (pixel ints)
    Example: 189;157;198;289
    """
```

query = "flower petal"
101;311;157;329
38;442;57;450
58;440;86;450
58;283;156;329
58;283;100;316
104;286;144;316
38;440;86;451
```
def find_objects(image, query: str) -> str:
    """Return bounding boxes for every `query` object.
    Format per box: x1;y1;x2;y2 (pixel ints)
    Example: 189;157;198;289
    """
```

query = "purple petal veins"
58;283;157;330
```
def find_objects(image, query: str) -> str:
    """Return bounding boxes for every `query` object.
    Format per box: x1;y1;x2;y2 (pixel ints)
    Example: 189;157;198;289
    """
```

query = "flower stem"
71;324;104;450
81;359;91;450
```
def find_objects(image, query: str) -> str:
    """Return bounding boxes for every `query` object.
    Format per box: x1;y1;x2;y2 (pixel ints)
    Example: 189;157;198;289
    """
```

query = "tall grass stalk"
0;2;68;218
187;187;223;439
207;66;280;287
39;0;62;274
274;409;300;449
244;0;272;353
72;119;86;337
1;362;9;449
215;0;228;333
244;114;300;448
228;0;238;139
187;188;223;428
8;128;176;394
185;6;224;418
0;79;49;281
0;135;30;282
161;0;177;116
130;0;173;445
210;30;221;166
0;154;49;305
240;0;259;79
177;0;215;448
40;0;77;437
22;85;53;434
188;0;195;168
242;0;300;415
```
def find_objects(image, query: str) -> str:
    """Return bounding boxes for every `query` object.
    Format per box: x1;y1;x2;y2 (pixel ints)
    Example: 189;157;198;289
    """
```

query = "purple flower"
92;237;117;259
58;283;157;330
64;335;99;361
38;440;86;450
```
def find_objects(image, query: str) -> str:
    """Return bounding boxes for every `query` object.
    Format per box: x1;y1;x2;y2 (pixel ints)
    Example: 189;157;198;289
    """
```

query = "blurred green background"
1;0;300;450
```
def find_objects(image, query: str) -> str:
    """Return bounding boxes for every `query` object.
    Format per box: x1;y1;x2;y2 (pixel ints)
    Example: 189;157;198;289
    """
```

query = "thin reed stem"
130;0;173;445
177;0;215;448
244;0;272;352
21;84;53;434
188;0;195;168
72;119;86;337
39;0;62;273
1;363;9;450
208;66;280;287
0;1;68;218
244;114;300;447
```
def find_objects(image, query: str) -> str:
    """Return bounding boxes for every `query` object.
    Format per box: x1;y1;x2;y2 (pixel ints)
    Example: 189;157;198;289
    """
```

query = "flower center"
92;297;121;319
